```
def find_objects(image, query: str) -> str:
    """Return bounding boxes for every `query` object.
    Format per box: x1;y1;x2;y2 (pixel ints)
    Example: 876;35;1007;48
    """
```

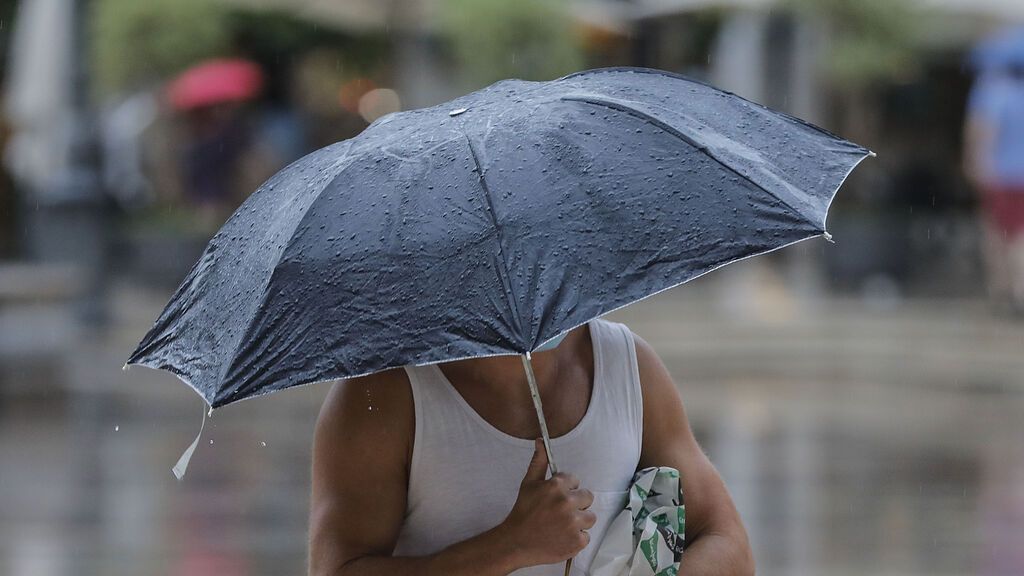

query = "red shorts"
981;187;1024;238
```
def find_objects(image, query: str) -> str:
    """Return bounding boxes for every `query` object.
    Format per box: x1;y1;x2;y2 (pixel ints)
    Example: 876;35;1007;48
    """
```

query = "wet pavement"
1;260;1023;575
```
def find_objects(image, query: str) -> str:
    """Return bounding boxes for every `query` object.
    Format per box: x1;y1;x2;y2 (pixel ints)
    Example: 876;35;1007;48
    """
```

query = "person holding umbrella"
309;322;752;575
127;68;871;575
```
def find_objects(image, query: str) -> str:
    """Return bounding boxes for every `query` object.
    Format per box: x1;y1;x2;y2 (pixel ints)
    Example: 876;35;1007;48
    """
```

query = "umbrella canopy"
167;58;264;111
128;67;871;409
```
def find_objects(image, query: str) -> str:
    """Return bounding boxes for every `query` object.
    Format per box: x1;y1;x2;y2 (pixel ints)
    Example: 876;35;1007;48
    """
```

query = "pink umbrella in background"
168;59;264;111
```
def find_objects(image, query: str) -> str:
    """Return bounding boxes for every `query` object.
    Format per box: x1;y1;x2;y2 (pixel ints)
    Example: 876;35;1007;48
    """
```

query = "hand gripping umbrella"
127;64;869;516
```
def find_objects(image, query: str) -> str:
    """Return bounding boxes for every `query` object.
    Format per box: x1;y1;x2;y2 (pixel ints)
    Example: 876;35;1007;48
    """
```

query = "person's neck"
439;335;572;395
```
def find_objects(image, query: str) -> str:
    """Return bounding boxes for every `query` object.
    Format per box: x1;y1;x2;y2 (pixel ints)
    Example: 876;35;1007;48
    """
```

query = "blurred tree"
440;0;583;87
92;0;231;92
785;0;923;88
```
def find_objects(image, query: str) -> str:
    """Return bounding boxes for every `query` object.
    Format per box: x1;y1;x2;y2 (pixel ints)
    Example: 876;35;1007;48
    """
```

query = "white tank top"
394;319;644;575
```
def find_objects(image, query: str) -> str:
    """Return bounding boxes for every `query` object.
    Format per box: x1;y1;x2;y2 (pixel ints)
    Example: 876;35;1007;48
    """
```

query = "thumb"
523;438;549;482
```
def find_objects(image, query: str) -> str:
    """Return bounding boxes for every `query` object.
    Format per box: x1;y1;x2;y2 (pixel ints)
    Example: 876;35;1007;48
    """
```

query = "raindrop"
114;425;119;432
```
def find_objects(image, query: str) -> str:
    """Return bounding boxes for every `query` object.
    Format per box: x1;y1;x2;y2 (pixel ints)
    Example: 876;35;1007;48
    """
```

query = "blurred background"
1;0;1023;574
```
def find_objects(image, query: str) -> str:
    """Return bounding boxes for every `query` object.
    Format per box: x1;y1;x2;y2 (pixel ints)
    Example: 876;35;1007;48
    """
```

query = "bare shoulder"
317;367;414;426
630;331;681;407
314;368;415;470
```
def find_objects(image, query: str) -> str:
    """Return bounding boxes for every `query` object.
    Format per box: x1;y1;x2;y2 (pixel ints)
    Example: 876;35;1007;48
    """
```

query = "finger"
523;438;549;482
574;530;591;553
576;510;597;530
570;488;594;510
553;472;580;491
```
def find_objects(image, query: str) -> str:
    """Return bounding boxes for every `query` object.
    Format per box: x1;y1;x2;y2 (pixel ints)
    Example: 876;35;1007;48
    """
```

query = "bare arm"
635;334;756;576
964;115;995;189
309;371;594;576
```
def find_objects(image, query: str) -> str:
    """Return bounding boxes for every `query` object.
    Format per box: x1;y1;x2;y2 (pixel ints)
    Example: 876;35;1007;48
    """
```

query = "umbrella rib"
560;67;855;143
213;146;360;403
463;131;526;346
560;95;821;227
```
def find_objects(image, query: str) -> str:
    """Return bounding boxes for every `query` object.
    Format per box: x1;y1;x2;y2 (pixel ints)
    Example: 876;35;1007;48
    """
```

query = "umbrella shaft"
521;353;558;475
521;354;573;575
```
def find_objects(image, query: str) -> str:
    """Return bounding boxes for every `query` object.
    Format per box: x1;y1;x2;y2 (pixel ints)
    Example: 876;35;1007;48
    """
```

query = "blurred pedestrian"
169;59;280;229
964;61;1024;314
179;101;255;227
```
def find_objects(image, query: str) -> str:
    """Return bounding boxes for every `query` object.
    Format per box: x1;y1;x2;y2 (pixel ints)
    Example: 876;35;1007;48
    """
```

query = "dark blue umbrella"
128;67;871;476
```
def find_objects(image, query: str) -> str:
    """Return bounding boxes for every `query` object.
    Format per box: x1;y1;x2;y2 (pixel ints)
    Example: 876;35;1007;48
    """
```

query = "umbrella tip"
122;363;129;372
868;150;878;158
823;231;835;243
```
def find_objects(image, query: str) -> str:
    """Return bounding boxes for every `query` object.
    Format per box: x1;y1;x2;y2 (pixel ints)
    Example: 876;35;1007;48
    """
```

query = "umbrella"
167;58;264;111
128;66;870;475
970;26;1024;72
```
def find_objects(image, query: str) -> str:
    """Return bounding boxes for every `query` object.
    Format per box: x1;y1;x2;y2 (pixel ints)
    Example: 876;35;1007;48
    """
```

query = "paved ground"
2;258;1023;576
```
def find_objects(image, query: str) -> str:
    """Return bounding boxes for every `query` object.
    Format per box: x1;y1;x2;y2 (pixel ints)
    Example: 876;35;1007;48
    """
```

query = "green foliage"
440;0;583;87
785;0;923;87
92;0;231;92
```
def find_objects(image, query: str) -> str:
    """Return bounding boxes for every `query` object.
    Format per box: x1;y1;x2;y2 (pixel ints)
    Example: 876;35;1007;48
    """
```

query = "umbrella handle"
521;354;574;576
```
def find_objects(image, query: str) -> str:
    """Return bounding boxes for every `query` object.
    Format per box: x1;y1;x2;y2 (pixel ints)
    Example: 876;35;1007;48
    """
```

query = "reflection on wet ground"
2;264;1023;575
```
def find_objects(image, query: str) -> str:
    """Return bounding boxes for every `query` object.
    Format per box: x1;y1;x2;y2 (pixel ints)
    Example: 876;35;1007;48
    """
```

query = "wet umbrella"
128;67;871;479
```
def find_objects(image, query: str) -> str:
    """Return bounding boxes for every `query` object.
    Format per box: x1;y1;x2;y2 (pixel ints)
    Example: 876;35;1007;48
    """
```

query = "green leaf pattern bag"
590;467;685;576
